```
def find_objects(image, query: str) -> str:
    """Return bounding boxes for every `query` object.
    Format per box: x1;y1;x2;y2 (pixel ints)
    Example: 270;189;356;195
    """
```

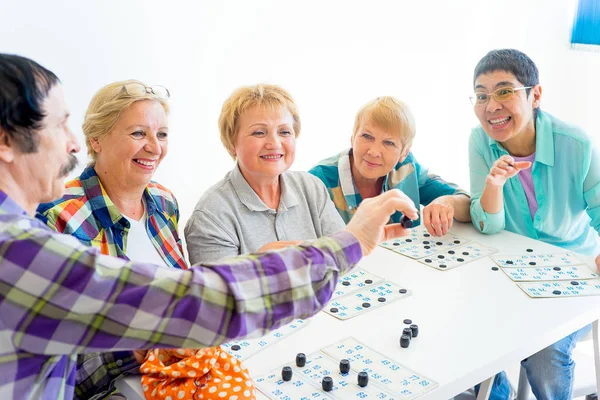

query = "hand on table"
422;197;455;237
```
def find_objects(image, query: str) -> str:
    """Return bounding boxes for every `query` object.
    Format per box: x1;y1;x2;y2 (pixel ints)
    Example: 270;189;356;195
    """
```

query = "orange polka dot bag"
140;346;256;400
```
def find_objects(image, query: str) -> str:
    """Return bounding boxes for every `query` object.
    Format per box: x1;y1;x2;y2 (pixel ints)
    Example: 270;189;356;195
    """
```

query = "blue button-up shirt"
469;110;600;256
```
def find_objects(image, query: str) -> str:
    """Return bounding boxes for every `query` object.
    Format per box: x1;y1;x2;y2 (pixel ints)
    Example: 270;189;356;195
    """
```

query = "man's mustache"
59;154;78;178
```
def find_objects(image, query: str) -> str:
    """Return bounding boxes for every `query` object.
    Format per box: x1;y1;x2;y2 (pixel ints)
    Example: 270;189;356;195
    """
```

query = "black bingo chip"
491;266;499;271
322;376;333;392
457;258;464;262
439;264;447;268
526;248;533;252
399;288;407;294
365;279;373;284
424;259;432;263
342;281;351;286
358;372;369;387
282;366;293;381
378;297;386;302
403;319;412;324
553;267;561;271
330;307;338;313
231;345;241;351
571;281;579;286
529;262;536;266
552;290;561;295
362;302;371;308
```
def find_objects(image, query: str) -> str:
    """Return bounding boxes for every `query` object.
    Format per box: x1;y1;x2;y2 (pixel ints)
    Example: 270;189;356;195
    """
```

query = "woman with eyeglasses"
37;80;253;400
469;49;600;400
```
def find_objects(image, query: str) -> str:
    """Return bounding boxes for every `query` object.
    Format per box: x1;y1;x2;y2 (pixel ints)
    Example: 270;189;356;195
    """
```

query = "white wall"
1;0;598;229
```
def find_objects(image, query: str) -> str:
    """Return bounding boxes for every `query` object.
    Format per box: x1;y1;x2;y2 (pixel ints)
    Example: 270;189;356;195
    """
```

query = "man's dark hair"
0;54;60;153
473;49;539;96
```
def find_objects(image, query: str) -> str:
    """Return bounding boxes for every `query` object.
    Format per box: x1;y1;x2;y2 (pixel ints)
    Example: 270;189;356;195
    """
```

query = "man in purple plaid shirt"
0;53;418;399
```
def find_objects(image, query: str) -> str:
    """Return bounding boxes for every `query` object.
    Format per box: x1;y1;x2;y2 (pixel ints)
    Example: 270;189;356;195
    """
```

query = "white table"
117;223;600;399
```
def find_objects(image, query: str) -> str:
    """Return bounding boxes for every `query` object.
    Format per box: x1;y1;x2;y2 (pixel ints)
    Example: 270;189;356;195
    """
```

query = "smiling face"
473;70;541;147
233;105;296;185
91;100;168;188
351;118;408;182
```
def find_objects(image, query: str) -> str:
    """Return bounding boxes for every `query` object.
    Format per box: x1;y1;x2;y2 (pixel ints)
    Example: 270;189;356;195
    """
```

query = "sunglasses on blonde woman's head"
469;86;532;106
121;83;170;99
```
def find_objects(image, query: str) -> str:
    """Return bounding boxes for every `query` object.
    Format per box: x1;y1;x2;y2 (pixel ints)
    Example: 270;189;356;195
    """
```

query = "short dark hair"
473;49;539;96
0;54;60;153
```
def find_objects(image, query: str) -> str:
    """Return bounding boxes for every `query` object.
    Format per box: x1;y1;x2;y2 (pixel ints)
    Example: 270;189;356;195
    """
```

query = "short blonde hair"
83;79;170;162
353;96;416;146
219;84;301;159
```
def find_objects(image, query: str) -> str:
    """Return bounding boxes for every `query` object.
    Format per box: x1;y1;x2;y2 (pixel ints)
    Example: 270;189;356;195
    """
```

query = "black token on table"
506;260;514;264
400;334;411;348
330;307;338;313
402;327;412;339
438;255;445;259
553;267;561;271
423;241;430;245
462;252;469;256
231;344;241;351
282;366;293;381
571;281;580;285
403;318;412;325
424;259;432;263
552;290;562;295
399;288;408;294
342;281;351;286
439;264;447;268
358;371;369;387
393;242;400;246
448;250;455;254
365;279;373;284
362;302;371;308
424;245;431;249
410;324;419;337
526;248;533;252
322;376;333;392
378;297;386;302
424;233;431;237
529;262;537;266
296;353;306;367
491;266;499;271
340;359;350;374
457;258;464;262
454;240;461;244
436;242;443;245
406;239;412;242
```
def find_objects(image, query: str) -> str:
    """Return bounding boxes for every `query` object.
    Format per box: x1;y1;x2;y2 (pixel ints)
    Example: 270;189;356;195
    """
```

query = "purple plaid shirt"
0;190;361;399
